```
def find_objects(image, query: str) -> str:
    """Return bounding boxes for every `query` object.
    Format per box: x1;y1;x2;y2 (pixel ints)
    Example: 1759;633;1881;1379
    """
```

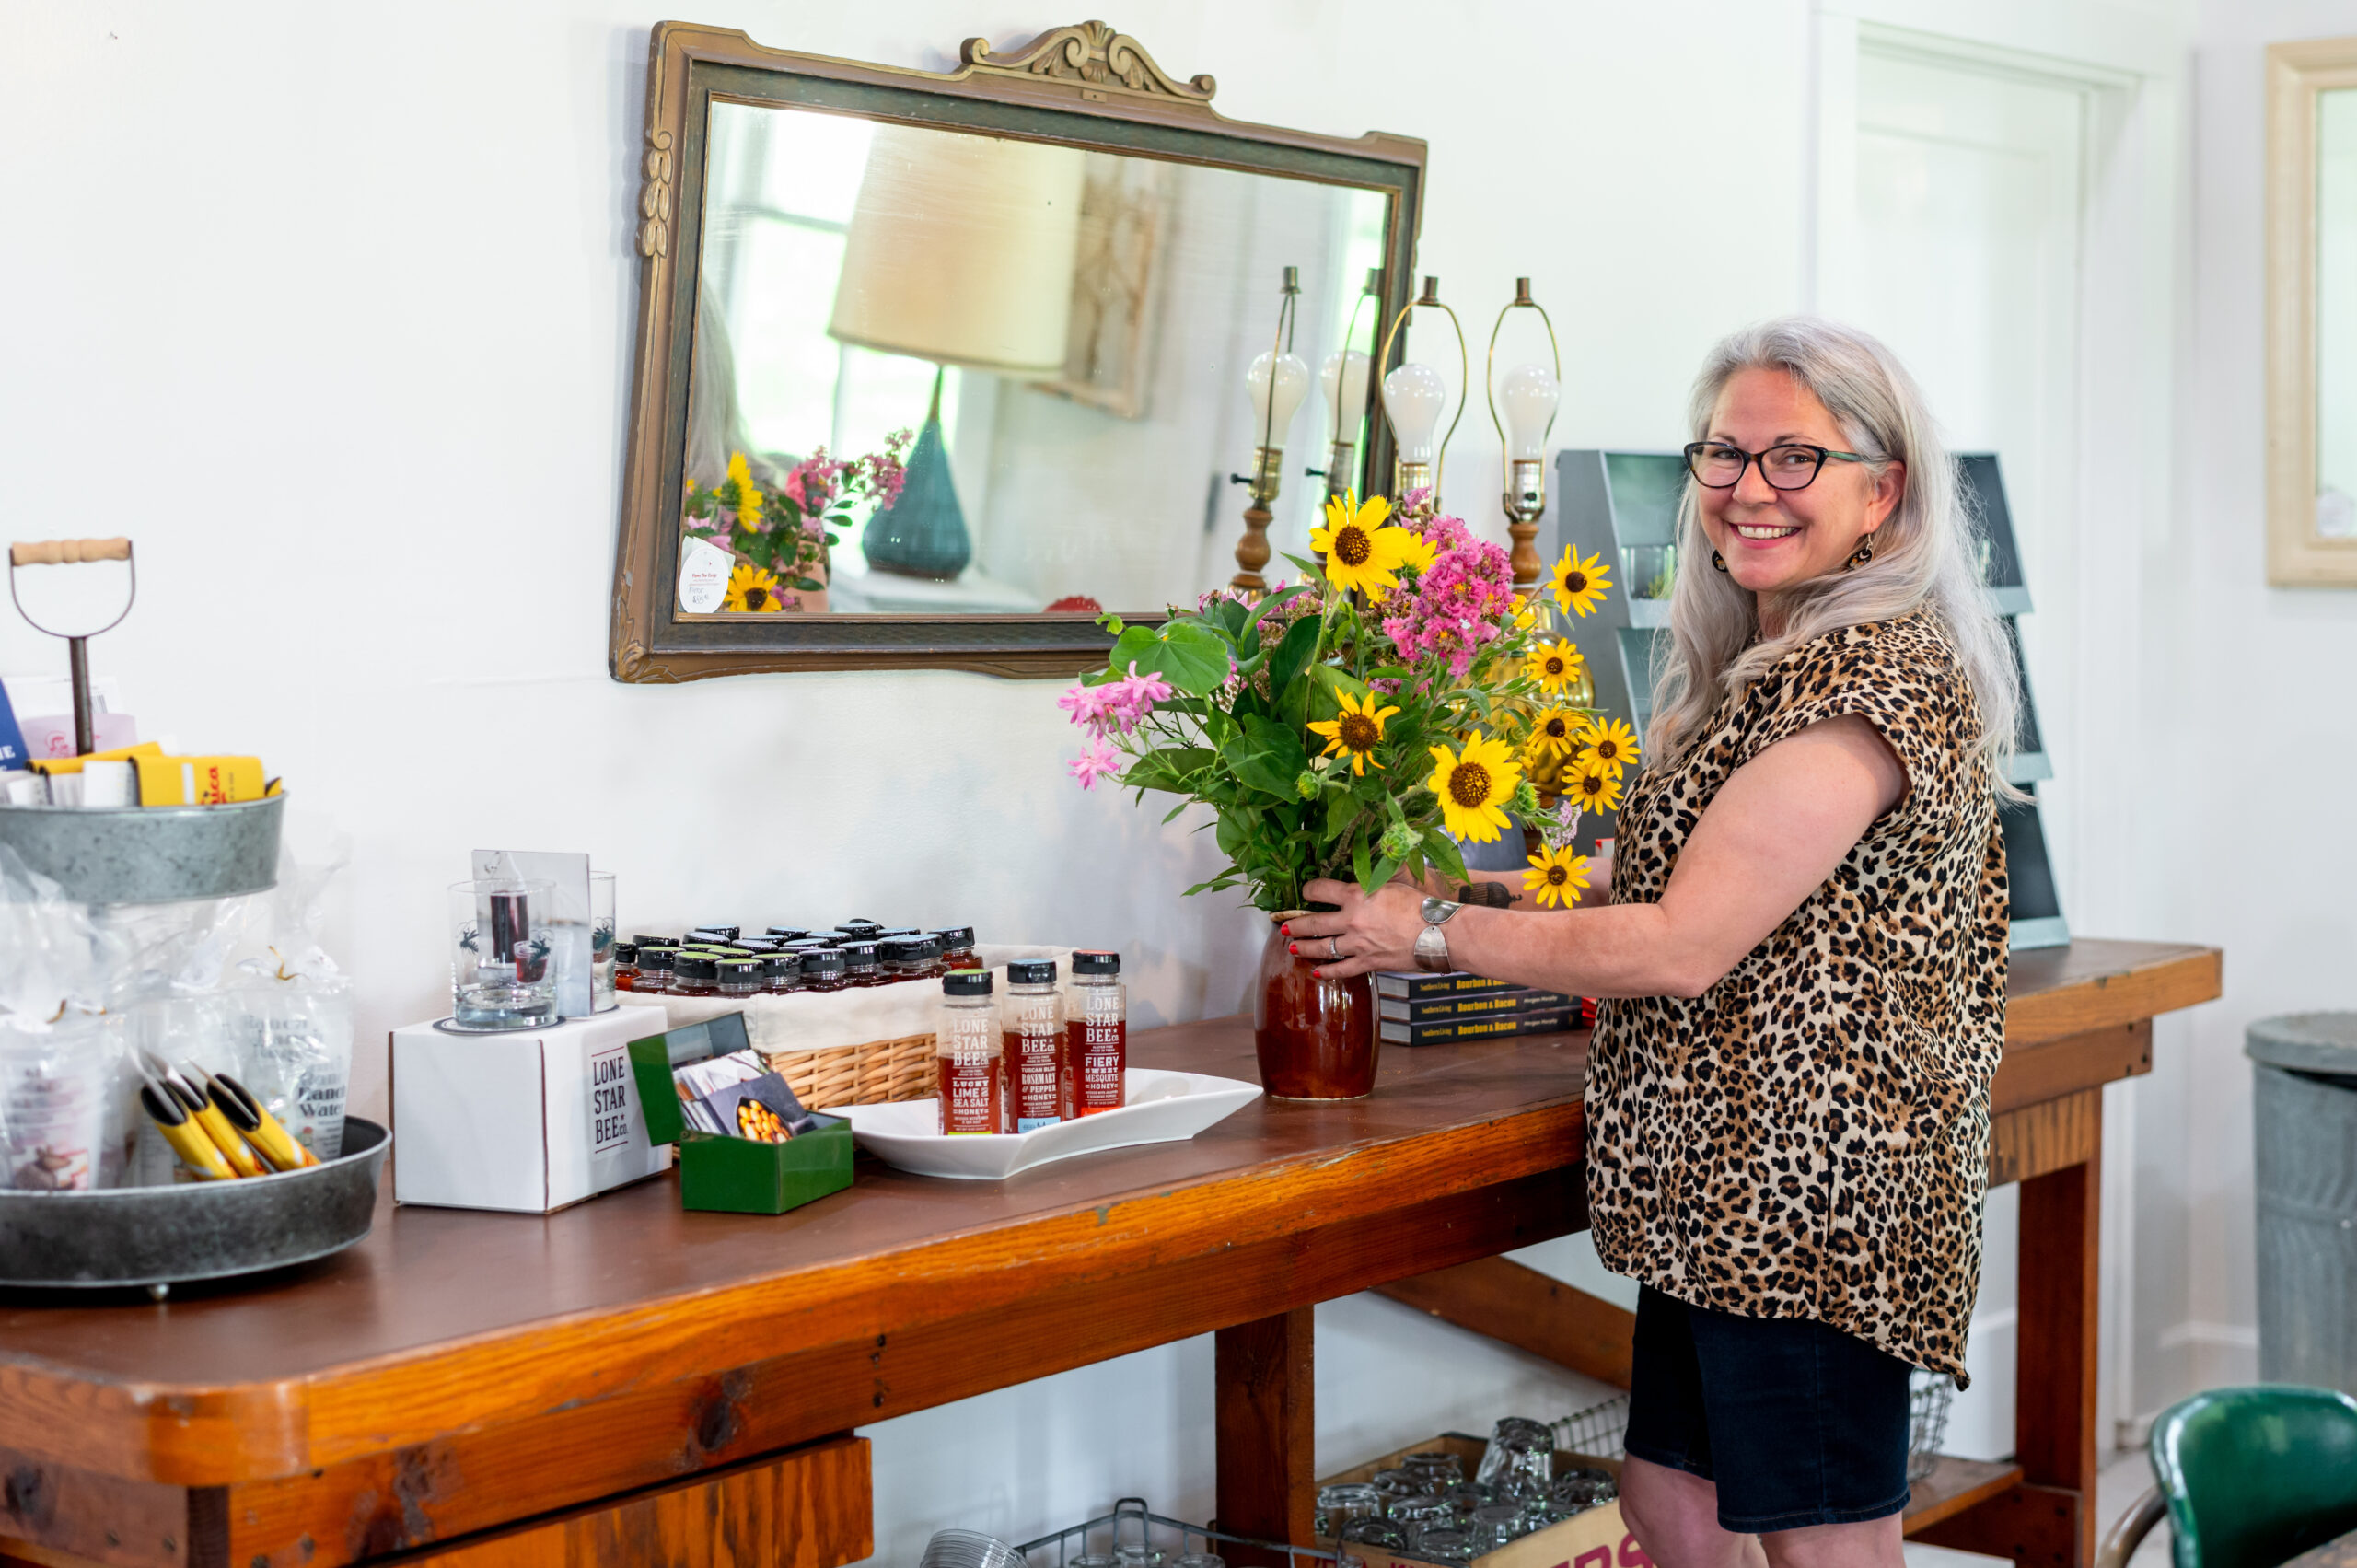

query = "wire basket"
1016;1498;1344;1568
1907;1371;1952;1485
1549;1376;1951;1486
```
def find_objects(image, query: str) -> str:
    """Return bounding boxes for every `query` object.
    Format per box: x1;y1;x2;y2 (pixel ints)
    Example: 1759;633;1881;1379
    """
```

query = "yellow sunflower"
1310;492;1411;598
1577;716;1642;778
1306;691;1399;777
1527;706;1590;759
724;563;786;612
1565;758;1625;814
1426;731;1524;843
1523;844;1592;910
1393;527;1438;575
726;451;761;528
1525;639;1586;693
1551;546;1612;618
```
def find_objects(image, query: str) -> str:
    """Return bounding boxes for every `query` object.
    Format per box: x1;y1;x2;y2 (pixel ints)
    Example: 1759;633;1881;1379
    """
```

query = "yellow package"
132;755;268;806
28;742;164;777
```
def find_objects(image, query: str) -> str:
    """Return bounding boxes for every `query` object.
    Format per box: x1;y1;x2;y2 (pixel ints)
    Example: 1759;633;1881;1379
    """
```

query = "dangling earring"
1846;533;1876;571
1711;550;1727;573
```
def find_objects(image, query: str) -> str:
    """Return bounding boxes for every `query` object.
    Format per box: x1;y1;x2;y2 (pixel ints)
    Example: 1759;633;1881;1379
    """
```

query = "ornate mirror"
611;22;1427;680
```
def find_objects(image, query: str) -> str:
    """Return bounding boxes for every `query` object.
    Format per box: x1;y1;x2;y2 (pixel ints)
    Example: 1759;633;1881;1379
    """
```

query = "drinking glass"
1070;1558;1120;1568
589;871;618;1011
1622;542;1677;600
918;1531;1025;1568
1411;1527;1475;1564
1550;1468;1618;1514
1437;1482;1494;1515
1467;1503;1531;1550
1475;1419;1551;1486
1337;1518;1408;1551
1387;1496;1457;1533
448;878;558;1029
1403;1452;1465;1490
1112;1548;1164;1568
1369;1467;1425;1499
1316;1482;1387;1542
1172;1555;1225;1568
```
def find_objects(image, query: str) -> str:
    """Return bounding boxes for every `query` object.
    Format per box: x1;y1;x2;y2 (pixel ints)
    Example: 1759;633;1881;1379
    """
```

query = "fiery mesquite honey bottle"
1066;951;1126;1116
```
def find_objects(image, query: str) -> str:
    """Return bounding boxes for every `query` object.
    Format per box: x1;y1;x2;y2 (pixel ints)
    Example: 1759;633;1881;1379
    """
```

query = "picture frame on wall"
2266;35;2357;585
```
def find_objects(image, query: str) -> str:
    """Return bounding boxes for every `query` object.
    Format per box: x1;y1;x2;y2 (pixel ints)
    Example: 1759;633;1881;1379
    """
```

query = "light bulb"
1499;363;1559;461
1384;362;1447;464
1246;351;1310;445
1320;349;1371;443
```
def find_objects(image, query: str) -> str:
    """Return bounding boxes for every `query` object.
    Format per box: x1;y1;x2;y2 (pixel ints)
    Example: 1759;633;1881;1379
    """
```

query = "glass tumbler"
448;878;558;1029
1412;1527;1476;1564
1171;1556;1225;1568
1387;1496;1457;1534
1468;1503;1532;1551
1550;1467;1618;1513
1369;1467;1425;1499
1337;1518;1408;1551
1315;1483;1387;1544
590;871;618;1011
1477;1417;1555;1489
1621;541;1678;600
1403;1452;1465;1490
1111;1548;1164;1568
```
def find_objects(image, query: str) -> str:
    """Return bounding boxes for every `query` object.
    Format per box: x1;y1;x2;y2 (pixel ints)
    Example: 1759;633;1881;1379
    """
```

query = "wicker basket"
764;1034;938;1109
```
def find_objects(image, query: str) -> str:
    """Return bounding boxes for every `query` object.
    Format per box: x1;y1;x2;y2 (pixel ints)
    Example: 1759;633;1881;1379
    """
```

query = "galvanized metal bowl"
0;792;284;903
0;1117;388;1291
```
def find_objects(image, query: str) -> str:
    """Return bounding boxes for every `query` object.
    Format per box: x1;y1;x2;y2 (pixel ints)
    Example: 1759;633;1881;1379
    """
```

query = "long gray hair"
1645;316;2021;796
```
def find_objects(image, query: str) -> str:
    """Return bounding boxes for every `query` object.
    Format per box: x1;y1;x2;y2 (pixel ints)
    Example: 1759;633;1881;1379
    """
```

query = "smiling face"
1697;366;1904;621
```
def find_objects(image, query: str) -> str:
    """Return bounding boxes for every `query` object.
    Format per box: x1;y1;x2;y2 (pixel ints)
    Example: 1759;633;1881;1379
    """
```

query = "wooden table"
2285;1527;2357;1568
0;939;2217;1568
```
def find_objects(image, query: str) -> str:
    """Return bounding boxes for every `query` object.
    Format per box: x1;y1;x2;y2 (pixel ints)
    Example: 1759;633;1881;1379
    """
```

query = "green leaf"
1228;714;1311;799
1365;854;1402;897
1125;746;1216;794
1109;621;1231;695
1097;612;1127;636
1268;613;1322;710
1352;834;1373;890
1425;830;1470;888
792;576;825;592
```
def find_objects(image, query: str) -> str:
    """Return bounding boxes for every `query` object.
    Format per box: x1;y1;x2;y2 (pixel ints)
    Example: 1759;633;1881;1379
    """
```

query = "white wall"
0;0;2306;1555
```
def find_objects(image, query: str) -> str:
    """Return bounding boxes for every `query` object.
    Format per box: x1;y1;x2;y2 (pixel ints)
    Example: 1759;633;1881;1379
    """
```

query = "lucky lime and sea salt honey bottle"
935;969;1004;1135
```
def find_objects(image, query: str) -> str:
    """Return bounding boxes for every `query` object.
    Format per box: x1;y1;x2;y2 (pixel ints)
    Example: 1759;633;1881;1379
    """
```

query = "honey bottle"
670;954;720;998
1004;959;1064;1132
1066;951;1126;1116
935;969;1004;1135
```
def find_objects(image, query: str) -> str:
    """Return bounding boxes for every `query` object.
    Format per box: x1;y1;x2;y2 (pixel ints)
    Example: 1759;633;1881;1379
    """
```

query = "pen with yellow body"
206;1073;317;1171
171;1075;267;1179
139;1081;238;1180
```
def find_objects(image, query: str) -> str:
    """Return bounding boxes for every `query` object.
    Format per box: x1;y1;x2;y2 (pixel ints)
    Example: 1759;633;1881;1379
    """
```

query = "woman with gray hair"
1289;316;2014;1568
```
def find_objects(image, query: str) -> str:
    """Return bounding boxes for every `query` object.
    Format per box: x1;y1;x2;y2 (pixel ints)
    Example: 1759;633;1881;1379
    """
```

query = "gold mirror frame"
2267;36;2357;585
610;22;1428;681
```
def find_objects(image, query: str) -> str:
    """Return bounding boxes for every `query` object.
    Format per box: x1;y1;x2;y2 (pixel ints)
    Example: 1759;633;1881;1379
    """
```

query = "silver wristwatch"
1414;897;1463;972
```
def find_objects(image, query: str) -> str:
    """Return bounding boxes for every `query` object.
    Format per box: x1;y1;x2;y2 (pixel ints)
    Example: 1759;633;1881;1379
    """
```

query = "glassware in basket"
920;1529;1026;1568
1549;1467;1618;1514
1316;1483;1388;1543
1387;1495;1457;1532
1475;1418;1553;1489
1437;1481;1493;1514
1070;1558;1120;1568
1467;1502;1533;1550
1337;1517;1409;1551
1403;1451;1465;1490
1171;1556;1225;1568
1113;1548;1166;1568
1368;1467;1425;1498
1411;1527;1476;1564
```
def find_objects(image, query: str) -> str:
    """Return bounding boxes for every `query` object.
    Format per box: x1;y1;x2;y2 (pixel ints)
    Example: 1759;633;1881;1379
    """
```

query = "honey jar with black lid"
800;947;850;993
671;954;721;997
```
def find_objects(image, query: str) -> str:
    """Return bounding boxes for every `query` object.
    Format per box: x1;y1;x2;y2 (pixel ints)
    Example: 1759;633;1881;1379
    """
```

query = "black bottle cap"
784;936;834;951
875;928;923;939
689;925;740;940
765;927;810;941
835;919;884;935
801;947;846;976
675;955;719;981
1073;950;1121;975
716;958;764;979
1007;958;1058;986
633;934;676;948
943;968;993;996
839;940;880;971
638;946;678;971
877;937;923;965
938;926;978;947
614;943;639;964
914;934;946;960
733;938;784;954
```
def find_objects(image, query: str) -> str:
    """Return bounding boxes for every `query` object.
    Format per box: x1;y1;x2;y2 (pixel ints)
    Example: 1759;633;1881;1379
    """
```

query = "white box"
391;1009;671;1213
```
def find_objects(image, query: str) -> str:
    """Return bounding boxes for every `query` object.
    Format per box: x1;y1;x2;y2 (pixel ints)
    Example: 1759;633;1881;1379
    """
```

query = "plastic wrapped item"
0;845;120;1191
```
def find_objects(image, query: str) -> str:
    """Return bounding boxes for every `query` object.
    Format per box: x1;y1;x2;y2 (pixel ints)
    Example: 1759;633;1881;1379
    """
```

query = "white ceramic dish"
838;1068;1261;1179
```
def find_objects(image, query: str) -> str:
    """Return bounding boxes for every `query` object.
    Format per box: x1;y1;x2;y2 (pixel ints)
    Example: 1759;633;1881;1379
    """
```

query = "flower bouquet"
1060;491;1640;917
683;435;911;613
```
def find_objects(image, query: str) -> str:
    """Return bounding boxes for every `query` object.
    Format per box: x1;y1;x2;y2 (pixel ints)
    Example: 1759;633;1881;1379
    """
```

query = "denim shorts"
1621;1285;1914;1533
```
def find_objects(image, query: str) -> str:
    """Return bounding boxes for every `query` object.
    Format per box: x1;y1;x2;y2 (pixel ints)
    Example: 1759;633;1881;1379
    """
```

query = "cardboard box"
1319;1433;1646;1568
392;1009;672;1213
626;1012;853;1215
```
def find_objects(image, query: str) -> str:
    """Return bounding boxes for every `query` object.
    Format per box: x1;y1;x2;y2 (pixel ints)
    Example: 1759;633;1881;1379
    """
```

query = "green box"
626;1013;853;1215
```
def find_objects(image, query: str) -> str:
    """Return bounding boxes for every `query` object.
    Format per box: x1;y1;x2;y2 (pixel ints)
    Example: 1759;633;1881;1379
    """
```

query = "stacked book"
1372;971;1585;1045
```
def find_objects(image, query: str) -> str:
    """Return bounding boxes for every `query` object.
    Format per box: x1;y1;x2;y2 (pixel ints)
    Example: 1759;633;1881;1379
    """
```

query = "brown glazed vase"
1251;913;1378;1100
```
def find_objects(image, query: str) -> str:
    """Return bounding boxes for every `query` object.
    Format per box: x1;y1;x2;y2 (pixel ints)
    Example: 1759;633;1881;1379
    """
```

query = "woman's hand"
1286;878;1427;979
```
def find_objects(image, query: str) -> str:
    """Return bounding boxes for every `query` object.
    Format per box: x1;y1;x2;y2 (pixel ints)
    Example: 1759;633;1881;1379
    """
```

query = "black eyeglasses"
1684;441;1870;492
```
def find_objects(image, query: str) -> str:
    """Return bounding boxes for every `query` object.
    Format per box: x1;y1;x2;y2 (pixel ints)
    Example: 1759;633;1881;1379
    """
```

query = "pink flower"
1059;681;1117;733
1103;662;1173;732
1070;737;1121;790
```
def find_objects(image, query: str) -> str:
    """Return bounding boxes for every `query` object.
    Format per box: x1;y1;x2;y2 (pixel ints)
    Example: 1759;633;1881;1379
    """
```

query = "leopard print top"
1587;610;2007;1383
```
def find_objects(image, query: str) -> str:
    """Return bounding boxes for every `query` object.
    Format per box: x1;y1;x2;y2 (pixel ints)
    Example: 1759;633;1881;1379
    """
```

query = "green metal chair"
2097;1386;2357;1568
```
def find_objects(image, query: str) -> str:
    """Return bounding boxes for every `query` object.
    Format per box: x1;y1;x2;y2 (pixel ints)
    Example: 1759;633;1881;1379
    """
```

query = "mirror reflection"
681;102;1392;617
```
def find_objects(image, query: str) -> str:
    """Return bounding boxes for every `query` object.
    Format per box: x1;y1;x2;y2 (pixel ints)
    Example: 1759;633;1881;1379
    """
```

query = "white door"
1828;42;2091;1465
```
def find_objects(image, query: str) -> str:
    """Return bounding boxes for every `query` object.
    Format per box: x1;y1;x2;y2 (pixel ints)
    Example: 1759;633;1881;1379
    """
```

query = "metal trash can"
2247;1013;2357;1394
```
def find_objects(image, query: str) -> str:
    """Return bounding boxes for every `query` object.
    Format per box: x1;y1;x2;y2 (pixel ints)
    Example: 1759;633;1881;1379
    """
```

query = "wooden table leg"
1215;1307;1317;1561
2017;1137;2102;1568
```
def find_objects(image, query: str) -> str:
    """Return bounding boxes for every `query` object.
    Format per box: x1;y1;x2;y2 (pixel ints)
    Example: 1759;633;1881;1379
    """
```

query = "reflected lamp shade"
827;124;1086;376
863;383;970;581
